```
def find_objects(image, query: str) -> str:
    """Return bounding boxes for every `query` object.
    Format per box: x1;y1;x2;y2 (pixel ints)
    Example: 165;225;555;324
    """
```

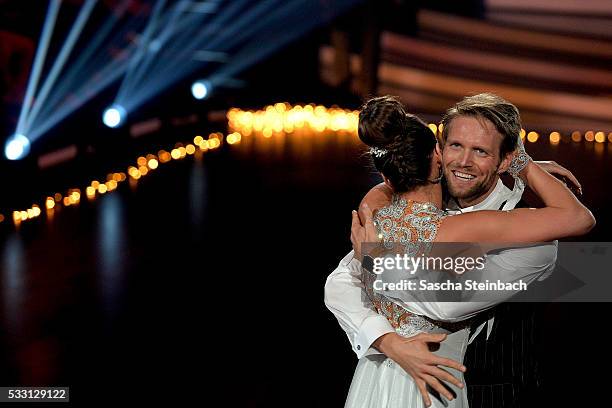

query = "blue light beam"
29;51;132;140
141;0;270;90
210;0;361;85
35;0;135;122
116;0;198;103
115;0;168;105
15;0;61;136
125;0;304;110
120;0;258;111
24;0;98;134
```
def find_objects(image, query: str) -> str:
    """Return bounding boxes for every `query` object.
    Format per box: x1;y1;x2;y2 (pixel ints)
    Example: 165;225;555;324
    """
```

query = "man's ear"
498;153;513;174
434;142;442;163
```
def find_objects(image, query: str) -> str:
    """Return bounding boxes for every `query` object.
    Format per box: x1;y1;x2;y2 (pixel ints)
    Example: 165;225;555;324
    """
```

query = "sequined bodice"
375;195;443;254
364;195;446;337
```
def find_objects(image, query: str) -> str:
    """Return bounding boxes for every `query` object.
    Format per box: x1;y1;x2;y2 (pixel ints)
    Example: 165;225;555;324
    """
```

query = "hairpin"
370;147;388;158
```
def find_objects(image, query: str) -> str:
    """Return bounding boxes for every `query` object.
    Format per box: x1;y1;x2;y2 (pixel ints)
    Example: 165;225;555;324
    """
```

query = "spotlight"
103;104;127;128
191;80;211;100
4;133;31;160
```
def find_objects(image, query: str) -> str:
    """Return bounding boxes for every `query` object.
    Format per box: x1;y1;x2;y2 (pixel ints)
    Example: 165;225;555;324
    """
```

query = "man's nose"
458;150;473;167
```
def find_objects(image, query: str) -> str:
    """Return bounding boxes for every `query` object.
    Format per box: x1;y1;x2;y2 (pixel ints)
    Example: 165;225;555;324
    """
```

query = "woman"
344;96;595;408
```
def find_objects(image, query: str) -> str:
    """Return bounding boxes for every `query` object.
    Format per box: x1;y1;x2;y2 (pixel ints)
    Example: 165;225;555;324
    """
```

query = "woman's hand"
517;158;582;194
534;160;582;194
350;203;378;261
376;332;466;407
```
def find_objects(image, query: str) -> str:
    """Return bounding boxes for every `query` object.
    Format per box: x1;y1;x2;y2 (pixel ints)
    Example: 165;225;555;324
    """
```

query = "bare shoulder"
359;182;393;211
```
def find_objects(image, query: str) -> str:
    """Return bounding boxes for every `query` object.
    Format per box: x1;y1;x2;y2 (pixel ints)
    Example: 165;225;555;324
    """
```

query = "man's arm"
324;250;395;358
324;249;466;406
401;242;558;322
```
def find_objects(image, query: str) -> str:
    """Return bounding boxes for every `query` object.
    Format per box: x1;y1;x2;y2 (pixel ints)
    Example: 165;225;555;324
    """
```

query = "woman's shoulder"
359;182;393;212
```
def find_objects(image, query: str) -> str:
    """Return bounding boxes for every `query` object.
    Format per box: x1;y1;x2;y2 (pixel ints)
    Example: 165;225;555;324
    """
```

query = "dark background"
1;0;611;406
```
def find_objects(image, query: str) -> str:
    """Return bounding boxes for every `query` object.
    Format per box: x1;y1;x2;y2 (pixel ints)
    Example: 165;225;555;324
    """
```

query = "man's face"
442;115;507;207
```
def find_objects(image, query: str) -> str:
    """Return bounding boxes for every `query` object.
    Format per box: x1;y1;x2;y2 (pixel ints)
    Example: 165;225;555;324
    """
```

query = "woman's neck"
397;183;443;209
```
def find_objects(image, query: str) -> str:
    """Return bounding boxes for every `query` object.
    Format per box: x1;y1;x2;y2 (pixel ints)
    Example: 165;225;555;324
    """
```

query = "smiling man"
441;96;519;209
436;94;541;408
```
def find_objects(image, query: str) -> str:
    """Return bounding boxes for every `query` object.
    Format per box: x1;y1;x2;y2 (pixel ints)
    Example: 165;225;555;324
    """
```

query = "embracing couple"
325;93;595;407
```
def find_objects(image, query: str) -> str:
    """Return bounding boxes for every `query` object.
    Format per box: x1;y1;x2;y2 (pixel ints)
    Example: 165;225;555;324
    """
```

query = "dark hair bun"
358;96;437;192
358;96;408;149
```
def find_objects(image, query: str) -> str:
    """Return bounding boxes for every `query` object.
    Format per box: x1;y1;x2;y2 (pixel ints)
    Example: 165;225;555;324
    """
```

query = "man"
325;93;580;407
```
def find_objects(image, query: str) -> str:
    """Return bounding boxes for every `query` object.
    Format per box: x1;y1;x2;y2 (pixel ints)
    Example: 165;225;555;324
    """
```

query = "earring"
429;165;443;183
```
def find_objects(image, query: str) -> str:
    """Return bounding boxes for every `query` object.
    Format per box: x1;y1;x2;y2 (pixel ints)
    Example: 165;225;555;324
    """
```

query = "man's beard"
444;168;498;205
448;180;490;202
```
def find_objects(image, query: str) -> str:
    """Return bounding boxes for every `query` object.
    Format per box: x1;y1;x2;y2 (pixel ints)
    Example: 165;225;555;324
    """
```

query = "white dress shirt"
324;178;558;359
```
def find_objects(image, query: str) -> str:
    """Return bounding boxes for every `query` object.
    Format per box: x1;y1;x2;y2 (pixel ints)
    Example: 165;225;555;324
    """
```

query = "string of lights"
229;103;612;145
227;103;359;136
2;103;610;227
6;132;222;227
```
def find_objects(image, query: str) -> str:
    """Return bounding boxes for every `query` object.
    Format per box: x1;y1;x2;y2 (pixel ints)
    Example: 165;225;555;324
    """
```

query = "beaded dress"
344;195;470;408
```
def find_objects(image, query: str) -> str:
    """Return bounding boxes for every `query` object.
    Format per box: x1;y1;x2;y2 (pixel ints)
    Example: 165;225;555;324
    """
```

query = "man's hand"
534;160;582;194
375;332;466;407
350;202;378;261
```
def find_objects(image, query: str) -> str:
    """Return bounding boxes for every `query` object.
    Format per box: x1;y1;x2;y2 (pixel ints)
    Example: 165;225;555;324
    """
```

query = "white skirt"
345;328;470;408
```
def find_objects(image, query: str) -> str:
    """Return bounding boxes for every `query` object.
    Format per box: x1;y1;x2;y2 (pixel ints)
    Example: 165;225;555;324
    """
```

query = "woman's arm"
439;161;595;242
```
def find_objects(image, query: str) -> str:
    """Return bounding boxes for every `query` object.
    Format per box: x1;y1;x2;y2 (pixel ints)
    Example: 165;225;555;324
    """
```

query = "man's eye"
475;149;487;155
450;143;460;148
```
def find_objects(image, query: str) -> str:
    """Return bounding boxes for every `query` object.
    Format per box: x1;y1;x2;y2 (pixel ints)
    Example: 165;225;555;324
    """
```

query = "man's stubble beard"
444;167;499;205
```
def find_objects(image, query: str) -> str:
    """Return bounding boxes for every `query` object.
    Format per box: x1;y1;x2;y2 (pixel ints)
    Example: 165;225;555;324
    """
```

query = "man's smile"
451;170;477;181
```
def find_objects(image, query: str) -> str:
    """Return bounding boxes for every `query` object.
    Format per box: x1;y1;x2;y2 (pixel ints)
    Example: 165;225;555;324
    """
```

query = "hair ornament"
370;147;388;158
